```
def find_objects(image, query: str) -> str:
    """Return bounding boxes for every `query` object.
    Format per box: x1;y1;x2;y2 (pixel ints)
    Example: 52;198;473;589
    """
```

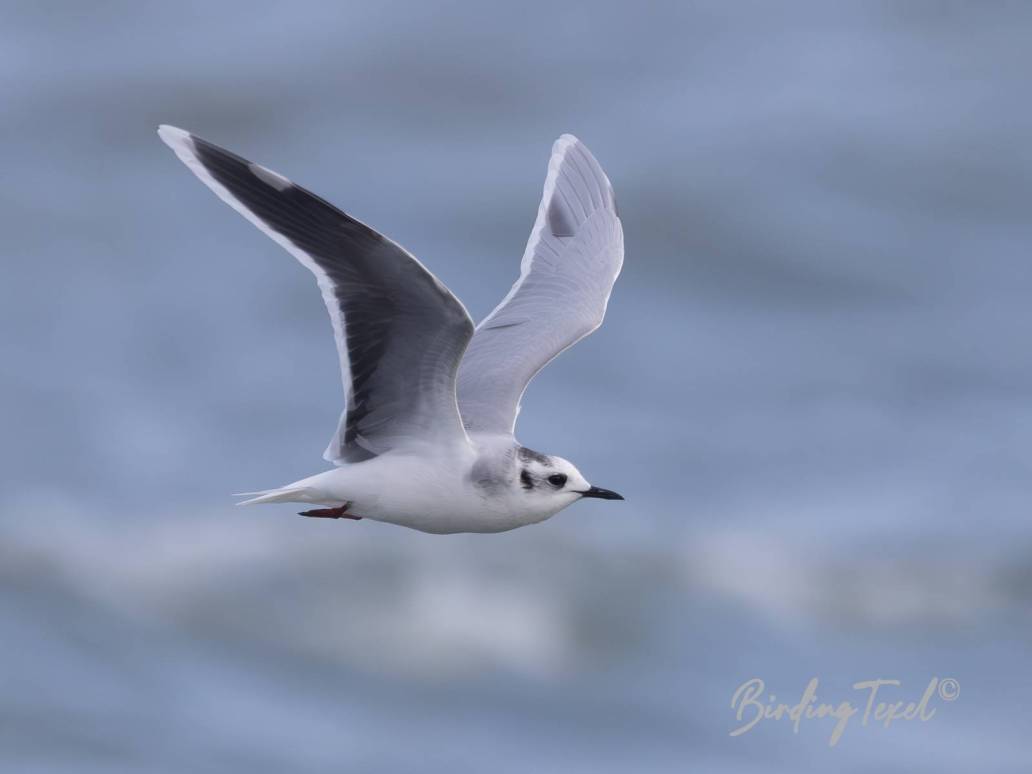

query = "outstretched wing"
158;126;474;462
456;135;623;436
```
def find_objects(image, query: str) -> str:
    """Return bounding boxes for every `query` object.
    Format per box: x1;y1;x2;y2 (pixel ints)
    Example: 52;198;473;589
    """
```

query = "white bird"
158;126;624;533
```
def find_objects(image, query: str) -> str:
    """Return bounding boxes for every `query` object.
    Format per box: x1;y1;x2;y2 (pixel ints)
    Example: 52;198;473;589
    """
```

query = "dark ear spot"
520;469;534;490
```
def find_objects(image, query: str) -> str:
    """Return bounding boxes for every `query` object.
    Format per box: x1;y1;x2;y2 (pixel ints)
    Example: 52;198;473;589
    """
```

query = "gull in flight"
158;126;624;533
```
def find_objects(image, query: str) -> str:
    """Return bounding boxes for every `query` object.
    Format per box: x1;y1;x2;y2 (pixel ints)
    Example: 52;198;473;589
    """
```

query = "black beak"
578;486;625;501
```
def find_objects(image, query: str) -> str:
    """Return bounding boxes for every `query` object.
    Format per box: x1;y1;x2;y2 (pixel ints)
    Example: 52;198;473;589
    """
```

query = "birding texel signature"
730;676;960;747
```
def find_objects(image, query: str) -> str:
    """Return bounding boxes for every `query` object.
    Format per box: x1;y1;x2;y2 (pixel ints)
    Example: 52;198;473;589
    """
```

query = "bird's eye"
547;473;568;488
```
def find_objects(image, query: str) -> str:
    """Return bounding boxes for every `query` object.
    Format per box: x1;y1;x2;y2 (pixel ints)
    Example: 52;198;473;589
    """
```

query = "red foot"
299;502;362;520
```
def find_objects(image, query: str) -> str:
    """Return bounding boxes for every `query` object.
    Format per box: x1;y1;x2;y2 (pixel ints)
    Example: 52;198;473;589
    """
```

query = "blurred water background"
2;1;1031;771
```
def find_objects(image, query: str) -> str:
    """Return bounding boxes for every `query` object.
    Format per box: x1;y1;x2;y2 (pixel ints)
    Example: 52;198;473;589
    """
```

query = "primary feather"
456;135;624;437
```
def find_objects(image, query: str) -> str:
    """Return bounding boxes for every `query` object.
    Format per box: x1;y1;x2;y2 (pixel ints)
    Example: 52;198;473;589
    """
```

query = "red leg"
299;501;362;520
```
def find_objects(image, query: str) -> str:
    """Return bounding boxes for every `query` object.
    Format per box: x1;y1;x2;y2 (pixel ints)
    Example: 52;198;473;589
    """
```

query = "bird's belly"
362;488;530;534
312;454;540;534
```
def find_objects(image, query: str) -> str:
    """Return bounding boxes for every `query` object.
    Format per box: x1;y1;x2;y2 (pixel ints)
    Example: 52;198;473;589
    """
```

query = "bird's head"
515;447;624;509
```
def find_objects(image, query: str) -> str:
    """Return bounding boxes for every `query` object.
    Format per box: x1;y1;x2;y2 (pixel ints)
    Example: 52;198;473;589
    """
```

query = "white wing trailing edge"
158;126;474;462
456;135;624;436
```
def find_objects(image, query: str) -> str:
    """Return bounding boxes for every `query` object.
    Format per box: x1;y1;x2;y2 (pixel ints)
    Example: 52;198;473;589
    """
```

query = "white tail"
233;486;319;506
